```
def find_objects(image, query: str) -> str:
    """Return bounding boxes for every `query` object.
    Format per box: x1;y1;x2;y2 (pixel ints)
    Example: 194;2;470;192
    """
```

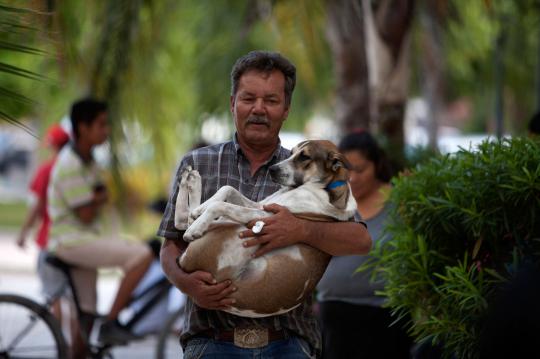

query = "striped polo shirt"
47;144;104;250
157;134;322;355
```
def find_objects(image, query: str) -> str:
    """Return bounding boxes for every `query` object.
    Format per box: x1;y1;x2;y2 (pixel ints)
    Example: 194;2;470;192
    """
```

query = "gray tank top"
316;204;391;307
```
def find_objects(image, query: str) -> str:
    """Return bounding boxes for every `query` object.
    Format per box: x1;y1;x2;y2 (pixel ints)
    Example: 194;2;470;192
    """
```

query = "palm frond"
0;110;37;138
0;20;42;33
0;2;51;136
0;62;48;81
0;40;49;55
0;86;37;105
0;4;48;15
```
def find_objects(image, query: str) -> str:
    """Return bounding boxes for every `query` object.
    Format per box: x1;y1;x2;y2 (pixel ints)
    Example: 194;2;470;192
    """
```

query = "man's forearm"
302;221;372;256
160;238;188;291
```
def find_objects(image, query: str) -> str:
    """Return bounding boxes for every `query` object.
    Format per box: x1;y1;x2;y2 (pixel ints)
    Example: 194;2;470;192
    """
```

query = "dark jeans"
319;301;412;359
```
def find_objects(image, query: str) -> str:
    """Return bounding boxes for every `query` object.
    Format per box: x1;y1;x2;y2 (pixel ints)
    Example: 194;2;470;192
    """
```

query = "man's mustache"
247;115;270;126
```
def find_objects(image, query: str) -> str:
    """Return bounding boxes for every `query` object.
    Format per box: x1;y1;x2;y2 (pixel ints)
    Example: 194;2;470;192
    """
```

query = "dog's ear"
292;140;309;154
326;151;351;210
328;151;351;172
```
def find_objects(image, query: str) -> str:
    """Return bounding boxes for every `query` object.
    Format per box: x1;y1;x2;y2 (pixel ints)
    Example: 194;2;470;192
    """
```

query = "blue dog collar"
326;180;347;190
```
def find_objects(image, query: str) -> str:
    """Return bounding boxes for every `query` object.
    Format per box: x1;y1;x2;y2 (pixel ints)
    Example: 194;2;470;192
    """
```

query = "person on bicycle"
47;98;154;357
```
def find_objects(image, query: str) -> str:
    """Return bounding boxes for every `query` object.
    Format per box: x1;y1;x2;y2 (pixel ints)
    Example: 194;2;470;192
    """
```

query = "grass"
0;201;27;230
0;199;164;244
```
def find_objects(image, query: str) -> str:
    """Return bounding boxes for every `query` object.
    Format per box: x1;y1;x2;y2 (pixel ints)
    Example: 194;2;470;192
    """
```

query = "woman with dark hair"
317;130;412;358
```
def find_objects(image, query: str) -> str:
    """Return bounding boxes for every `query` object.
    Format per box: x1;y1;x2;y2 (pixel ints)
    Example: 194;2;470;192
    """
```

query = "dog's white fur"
174;140;356;317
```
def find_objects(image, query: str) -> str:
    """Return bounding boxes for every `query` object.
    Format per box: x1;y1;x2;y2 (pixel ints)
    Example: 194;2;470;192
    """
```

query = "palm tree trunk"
369;0;414;168
90;0;144;208
325;0;371;132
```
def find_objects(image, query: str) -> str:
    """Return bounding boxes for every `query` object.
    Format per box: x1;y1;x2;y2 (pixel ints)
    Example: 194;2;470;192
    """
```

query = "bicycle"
0;252;184;358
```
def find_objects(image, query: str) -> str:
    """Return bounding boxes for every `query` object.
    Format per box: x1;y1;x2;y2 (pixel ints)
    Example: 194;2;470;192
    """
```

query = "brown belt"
199;327;286;348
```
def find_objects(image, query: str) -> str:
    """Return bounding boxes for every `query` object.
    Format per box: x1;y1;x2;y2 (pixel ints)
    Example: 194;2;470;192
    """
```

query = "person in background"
16;124;70;315
47;98;154;357
158;50;372;358
317;130;413;359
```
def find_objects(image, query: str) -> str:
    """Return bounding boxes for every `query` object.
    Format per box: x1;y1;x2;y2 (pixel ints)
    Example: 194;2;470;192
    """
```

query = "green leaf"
0;40;48;55
0;62;48;81
0;111;37;138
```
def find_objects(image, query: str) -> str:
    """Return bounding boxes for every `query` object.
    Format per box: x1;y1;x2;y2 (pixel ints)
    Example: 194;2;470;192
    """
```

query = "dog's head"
269;140;351;209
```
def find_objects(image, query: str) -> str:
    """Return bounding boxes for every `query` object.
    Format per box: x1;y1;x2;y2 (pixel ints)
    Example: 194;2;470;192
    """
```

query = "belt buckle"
233;327;269;348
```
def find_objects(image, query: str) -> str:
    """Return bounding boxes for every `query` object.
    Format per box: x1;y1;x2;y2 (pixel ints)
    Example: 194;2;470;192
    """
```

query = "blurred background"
1;0;539;237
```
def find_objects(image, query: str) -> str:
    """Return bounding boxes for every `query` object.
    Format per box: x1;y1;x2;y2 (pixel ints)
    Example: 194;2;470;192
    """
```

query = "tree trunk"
325;0;371;133
367;0;414;168
90;0;144;210
419;3;444;150
326;0;413;170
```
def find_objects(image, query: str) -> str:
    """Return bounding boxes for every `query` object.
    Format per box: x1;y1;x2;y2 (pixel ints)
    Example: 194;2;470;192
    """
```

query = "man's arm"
160;237;237;310
240;204;372;258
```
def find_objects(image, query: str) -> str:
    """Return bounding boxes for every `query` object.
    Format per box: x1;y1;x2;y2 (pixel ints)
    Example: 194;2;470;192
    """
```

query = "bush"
374;137;540;358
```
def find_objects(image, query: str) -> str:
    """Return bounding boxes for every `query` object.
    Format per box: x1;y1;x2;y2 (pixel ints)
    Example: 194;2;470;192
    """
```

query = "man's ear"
283;105;290;121
230;95;235;115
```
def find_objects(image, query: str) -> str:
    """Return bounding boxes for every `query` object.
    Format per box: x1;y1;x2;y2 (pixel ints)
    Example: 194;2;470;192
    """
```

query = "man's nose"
252;98;265;114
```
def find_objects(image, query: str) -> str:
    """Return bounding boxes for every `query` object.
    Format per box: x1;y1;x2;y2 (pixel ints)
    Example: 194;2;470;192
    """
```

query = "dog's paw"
189;204;205;221
180;165;192;181
183;227;203;242
186;170;201;190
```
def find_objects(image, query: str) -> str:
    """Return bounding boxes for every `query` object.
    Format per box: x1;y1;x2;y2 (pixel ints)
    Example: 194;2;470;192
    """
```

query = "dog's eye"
298;153;311;162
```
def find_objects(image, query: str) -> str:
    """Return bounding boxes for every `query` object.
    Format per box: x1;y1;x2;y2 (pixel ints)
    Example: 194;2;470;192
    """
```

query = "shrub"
374;137;540;358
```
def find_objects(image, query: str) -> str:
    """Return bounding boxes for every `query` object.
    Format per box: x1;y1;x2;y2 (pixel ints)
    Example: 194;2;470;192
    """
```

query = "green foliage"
373;137;540;358
443;0;540;132
0;1;50;136
3;0;540;203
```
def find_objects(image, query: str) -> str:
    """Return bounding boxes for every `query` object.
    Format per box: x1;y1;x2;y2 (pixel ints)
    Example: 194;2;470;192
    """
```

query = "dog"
174;140;357;318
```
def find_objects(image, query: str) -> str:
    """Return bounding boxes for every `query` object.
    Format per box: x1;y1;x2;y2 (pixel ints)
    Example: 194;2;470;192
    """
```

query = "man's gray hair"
230;50;296;106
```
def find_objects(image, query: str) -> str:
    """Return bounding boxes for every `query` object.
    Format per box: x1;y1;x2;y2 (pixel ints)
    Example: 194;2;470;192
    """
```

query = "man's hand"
161;238;237;310
93;185;108;205
180;271;237;310
239;203;307;258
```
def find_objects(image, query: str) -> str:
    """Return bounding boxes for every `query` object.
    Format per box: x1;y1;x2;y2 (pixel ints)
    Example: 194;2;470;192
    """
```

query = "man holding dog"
158;50;372;358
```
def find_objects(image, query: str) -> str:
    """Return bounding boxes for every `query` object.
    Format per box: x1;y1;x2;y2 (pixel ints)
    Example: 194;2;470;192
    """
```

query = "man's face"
230;69;290;148
79;111;109;146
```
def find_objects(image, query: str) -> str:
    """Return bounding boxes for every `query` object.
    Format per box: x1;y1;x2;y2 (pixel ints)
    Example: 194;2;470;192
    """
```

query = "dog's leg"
189;186;260;222
186;170;201;225
174;166;202;230
184;203;268;241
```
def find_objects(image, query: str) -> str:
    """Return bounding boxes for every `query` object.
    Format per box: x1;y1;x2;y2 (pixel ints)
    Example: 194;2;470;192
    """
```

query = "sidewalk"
0;228;37;274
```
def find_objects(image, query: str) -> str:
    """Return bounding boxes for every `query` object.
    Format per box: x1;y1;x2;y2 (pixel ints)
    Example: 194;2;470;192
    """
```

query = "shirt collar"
232;133;287;166
70;142;95;165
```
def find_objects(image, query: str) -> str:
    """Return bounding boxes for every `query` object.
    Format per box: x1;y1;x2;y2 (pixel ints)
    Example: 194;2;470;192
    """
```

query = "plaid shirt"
157;135;322;355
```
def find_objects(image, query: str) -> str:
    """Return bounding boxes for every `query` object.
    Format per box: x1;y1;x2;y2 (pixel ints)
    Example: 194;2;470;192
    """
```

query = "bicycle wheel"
0;294;68;359
155;308;183;359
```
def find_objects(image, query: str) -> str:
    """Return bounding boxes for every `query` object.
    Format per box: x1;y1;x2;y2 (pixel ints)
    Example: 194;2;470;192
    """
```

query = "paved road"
0;229;184;358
